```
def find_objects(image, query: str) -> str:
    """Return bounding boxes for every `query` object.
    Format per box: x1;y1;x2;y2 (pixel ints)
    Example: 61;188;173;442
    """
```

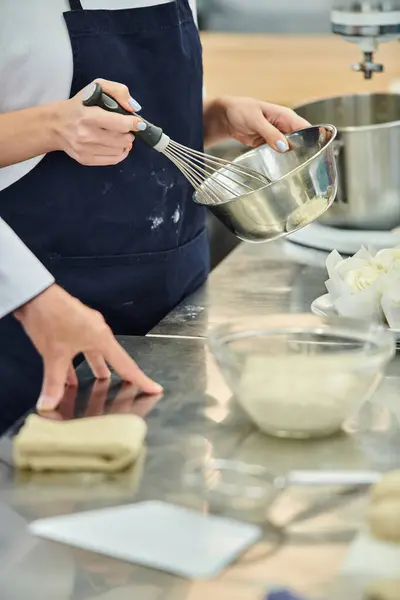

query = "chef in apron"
0;0;309;432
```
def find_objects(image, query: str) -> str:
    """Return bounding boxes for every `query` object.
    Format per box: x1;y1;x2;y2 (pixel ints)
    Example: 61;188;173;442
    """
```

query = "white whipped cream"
344;265;382;293
374;248;400;272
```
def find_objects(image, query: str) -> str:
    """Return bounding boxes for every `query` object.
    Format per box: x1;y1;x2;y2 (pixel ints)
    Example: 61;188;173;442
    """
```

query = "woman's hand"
14;284;163;412
55;79;145;166
203;96;310;152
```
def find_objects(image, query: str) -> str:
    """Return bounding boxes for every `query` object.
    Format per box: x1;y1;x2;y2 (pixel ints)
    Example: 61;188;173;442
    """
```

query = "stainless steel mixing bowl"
193;125;338;243
294;93;400;230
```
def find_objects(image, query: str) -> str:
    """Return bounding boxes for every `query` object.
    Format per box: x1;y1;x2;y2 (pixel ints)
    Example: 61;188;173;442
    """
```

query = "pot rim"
293;92;400;134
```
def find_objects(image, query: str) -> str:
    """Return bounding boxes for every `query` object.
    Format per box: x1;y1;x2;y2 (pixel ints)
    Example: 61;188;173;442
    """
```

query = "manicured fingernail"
129;97;142;112
37;395;56;411
153;383;163;393
137;121;147;131
276;139;289;153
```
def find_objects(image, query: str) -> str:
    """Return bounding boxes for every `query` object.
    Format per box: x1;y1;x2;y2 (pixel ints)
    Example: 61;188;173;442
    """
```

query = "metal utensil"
194;126;338;242
183;458;381;516
82;82;269;205
82;83;338;243
294;92;400;230
186;459;382;491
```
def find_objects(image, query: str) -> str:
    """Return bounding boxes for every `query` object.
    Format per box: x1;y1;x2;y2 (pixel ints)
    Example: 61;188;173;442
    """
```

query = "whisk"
83;83;270;206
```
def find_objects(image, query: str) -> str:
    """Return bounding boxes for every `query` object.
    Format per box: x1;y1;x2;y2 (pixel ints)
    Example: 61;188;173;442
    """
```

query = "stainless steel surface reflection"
1;338;400;598
2;240;400;598
182;452;279;525
194;126;338;242
150;240;329;338
295;93;400;230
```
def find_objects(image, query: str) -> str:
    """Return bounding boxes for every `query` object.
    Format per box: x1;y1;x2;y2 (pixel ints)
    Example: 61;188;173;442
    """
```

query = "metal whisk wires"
82;83;271;205
161;139;270;206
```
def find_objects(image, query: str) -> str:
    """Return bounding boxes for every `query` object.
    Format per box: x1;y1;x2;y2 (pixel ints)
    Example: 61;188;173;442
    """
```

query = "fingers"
81;139;133;155
94;78;141;113
37;352;71;412
88;130;134;150
87;146;128;157
77;149;130;166
67;364;79;386
251;111;291;153
85;351;111;379
88;107;146;134
261;105;311;152
273;108;311;134
103;335;163;395
84;378;110;416
33;295;161;413
55;383;79;420
70;79;145;167
73;133;134;164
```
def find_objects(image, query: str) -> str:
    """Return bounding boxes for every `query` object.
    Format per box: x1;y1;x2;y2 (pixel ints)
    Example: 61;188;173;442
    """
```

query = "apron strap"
69;0;83;9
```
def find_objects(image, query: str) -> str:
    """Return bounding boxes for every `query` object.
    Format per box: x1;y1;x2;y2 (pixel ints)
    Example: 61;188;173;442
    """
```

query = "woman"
0;0;309;429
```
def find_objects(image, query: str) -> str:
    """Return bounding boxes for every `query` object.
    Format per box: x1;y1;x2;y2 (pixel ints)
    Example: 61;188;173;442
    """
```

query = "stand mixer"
286;2;400;254
331;1;400;79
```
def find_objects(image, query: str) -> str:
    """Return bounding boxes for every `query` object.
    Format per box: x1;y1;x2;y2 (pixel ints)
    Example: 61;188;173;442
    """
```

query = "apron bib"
0;0;209;431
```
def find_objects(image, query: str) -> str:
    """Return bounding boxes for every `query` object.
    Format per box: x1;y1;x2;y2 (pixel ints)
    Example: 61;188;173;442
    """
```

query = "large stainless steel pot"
294;93;400;230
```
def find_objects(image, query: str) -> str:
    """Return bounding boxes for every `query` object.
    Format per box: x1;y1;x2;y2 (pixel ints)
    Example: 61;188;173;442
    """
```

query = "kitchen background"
197;0;400;266
197;0;331;32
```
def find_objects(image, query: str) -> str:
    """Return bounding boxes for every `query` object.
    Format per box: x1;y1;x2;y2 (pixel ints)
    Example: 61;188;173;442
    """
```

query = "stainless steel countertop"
149;241;328;338
1;239;400;600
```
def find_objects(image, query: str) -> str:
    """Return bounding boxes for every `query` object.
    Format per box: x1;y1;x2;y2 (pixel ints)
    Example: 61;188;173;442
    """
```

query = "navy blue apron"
0;0;209;432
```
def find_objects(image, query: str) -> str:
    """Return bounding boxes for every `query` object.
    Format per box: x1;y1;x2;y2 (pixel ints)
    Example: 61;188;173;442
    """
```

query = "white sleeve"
0;217;54;319
189;0;198;25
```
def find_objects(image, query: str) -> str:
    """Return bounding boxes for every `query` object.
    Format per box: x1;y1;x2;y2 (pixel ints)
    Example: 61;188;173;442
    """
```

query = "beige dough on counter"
366;579;400;600
13;414;147;473
367;470;400;543
370;471;400;504
367;500;400;543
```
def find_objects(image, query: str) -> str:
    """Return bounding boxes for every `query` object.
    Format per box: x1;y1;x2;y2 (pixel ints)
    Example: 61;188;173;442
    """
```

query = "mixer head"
331;1;400;79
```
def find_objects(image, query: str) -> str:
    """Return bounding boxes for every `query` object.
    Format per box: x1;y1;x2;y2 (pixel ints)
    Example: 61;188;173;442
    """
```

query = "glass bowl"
208;314;395;439
182;456;280;524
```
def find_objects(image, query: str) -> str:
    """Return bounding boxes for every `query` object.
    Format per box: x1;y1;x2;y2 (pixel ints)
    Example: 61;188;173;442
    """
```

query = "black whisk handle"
82;82;129;114
82;82;164;149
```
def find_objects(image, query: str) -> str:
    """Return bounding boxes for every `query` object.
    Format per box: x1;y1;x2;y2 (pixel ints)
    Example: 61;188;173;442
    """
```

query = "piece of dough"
367;500;400;542
13;414;147;473
370;471;400;504
365;579;400;600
